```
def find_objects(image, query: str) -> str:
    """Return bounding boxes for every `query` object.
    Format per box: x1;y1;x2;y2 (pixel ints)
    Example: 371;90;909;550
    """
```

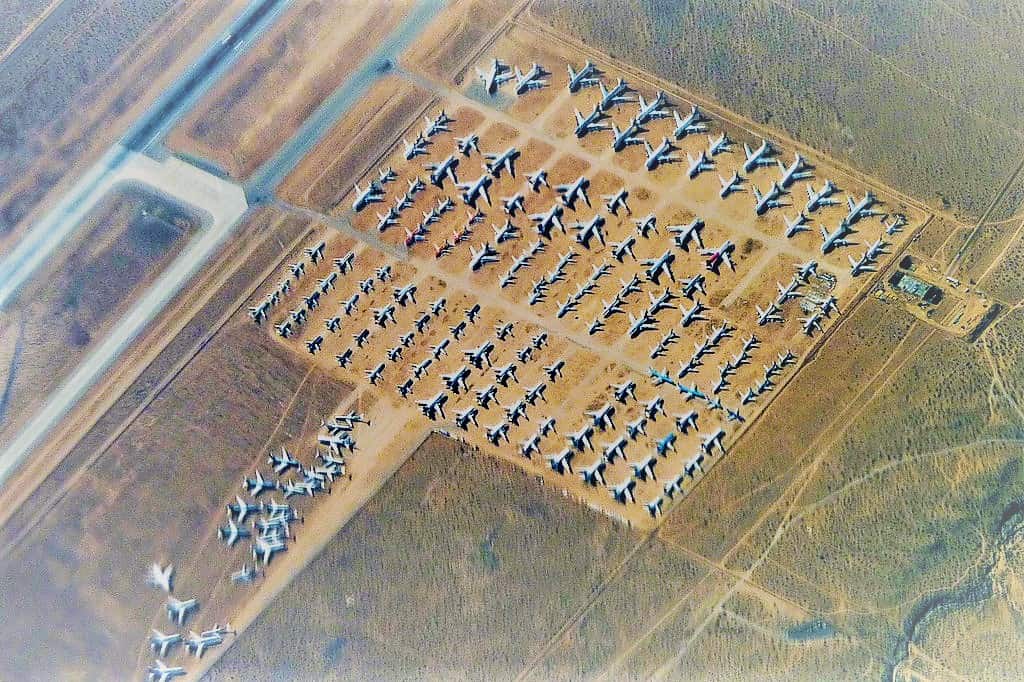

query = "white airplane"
469;242;501;271
635;91;670;124
503;193;526;217
455;406;479;430
586;403;617;431
795;259;819;282
456;133;480;156
487;422;510;445
702;428;727;454
753;182;787;215
742;139;777;172
572;105;610;137
425;154;460;188
243;469;278;497
185;629;225;658
556;175;591;210
147;660;186;682
635;213;658;238
845;191;883;224
611;235;637;262
848;253;877;276
567;60;603;92
147;562;174;593
820;223;856;254
493;219;520;244
529;204;564;239
609;478;636;504
548;449;575;474
218;517;251;547
230;564;260;584
484;146;520;178
626;415;649;439
352;181;385;212
571;214;606;248
544;360;565;381
581;459;607;486
598;78;635;110
165;597;198;626
776;279;802;304
672;105;709;138
443;365;472;394
403;135;430;160
423;109;454;137
464;340;495;368
686;150;714;179
708;132;733;155
566;425;595;451
668;218;705;251
644;137;681;171
604;187;630;215
149;630;182;658
675;410;699;434
417;392;448;420
719;172;744;198
514;62;549;94
613;380;637;403
804;179;840;213
681;273;706;299
701;240;736;273
777;153;814;188
609;121;646;152
632;455;658;481
783;212;811;238
477;57;515;94
457;173;493;207
252;536;287;565
643;249;676;284
627;312;658;338
680;299;708;327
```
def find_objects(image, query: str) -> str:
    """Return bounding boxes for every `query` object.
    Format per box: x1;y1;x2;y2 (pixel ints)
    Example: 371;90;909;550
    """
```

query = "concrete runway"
0;149;247;486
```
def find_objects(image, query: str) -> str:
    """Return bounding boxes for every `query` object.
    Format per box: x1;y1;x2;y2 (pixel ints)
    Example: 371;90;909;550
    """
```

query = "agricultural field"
205;436;639;681
0;185;197;449
530;0;1024;222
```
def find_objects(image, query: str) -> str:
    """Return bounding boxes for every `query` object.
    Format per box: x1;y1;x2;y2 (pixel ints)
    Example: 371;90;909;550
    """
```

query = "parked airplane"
425;154;460;188
820;223;856;254
613;380;637;403
753;182;787;215
147;562;174;593
457;173;493;207
149;630;182;658
845;191;883;225
556;175;591;209
635;213;658;238
742;139;777;173
484;146;520;178
165;597;198;626
609;478;636;504
598;78;635;110
643;137;680;171
804;179;840;213
686;150;714;179
643;249;676;284
719;172;744;198
777;153;814;188
513;62;549;94
604;187;631;215
403;135;430;160
567;60;603;92
609;121;646;152
147;660;186;682
418;392;449;420
469;242;501;271
672;105;709;138
573;105;610;137
635;91;670;124
352;181;385;212
668;218;705;252
477;57;514;94
708;131;733;155
701;240;736;273
783;212;810;238
571;214;607;248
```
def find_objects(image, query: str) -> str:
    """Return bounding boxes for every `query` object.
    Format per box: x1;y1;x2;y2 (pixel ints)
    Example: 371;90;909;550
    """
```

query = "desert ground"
2;0;1024;680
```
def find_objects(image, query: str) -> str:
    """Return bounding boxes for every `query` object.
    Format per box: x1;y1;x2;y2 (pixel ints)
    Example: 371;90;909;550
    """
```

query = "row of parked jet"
476;58;550;96
143;562;232;679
